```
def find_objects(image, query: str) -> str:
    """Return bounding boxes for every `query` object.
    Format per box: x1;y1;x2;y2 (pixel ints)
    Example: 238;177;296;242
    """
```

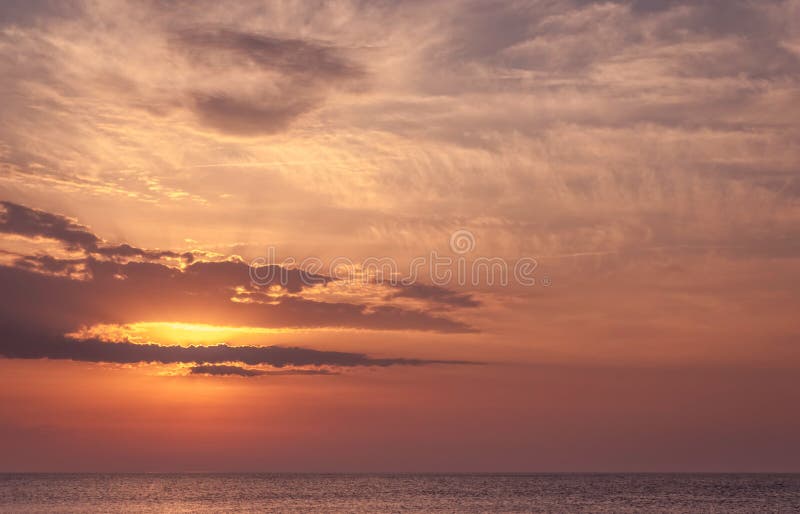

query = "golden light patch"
68;322;295;346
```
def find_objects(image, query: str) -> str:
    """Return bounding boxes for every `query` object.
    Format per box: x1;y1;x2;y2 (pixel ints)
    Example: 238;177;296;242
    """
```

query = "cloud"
0;0;82;28
92;244;180;260
188;364;338;377
0;256;474;334
0;1;796;375
0;200;100;249
171;27;365;135
190;364;263;376
388;283;481;308
0;321;478;368
0;201;179;259
173;28;363;80
0;202;476;334
190;93;317;136
0;201;480;379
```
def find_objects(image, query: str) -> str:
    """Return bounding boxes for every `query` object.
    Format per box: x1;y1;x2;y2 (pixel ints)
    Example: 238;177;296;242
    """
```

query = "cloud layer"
2;1;799;380
0;320;472;369
188;364;338;377
0;201;476;336
0;0;798;264
0;200;480;377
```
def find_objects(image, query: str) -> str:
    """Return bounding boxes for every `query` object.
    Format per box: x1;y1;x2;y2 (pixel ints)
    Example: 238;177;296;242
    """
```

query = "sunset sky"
1;0;800;472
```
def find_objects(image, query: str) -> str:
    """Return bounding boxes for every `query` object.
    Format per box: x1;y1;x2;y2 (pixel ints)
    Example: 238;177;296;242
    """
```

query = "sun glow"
69;322;296;346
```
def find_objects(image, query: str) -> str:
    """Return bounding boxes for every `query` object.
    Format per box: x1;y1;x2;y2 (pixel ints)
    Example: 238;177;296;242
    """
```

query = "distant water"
1;473;799;512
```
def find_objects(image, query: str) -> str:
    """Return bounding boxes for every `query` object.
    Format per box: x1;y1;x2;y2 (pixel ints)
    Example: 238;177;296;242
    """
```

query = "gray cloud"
0;321;478;368
0;200;100;249
0;201;180;259
2;0;798;319
388;283;481;308
190;93;317;136
172;27;365;135
191;364;263;376
0;201;477;334
173;28;363;80
1;255;474;334
0;0;82;28
189;364;338;377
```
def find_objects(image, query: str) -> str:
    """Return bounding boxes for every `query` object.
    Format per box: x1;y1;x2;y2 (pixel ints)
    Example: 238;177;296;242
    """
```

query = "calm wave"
1;473;799;512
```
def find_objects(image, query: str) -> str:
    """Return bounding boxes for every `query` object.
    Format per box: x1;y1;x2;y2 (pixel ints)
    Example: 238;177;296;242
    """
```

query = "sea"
1;473;799;512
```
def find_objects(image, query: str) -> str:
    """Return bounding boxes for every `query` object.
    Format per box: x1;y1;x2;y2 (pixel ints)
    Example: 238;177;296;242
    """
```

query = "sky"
1;0;799;472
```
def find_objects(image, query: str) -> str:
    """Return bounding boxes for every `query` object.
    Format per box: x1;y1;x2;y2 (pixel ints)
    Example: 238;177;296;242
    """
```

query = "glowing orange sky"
1;0;800;472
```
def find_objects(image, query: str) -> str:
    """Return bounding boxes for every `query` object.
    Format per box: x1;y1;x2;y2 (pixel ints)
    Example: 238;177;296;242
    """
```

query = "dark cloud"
624;0;685;14
439;0;541;62
189;364;338;377
646;0;777;37
0;0;82;28
172;27;365;135
0;202;479;379
92;243;180;260
414;0;800;120
389;283;481;308
0;321;478;368
0;200;100;249
0;201;180;259
621;1;800;80
15;254;86;276
174;28;363;80
188;259;330;294
1;254;473;334
0;202;476;334
191;364;263;376
190;93;316;136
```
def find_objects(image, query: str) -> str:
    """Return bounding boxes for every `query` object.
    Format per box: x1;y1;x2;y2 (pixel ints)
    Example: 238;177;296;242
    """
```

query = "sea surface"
1;473;799;512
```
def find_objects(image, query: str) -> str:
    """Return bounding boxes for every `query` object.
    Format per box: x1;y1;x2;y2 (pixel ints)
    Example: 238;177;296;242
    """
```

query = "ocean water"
1;473;799;512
